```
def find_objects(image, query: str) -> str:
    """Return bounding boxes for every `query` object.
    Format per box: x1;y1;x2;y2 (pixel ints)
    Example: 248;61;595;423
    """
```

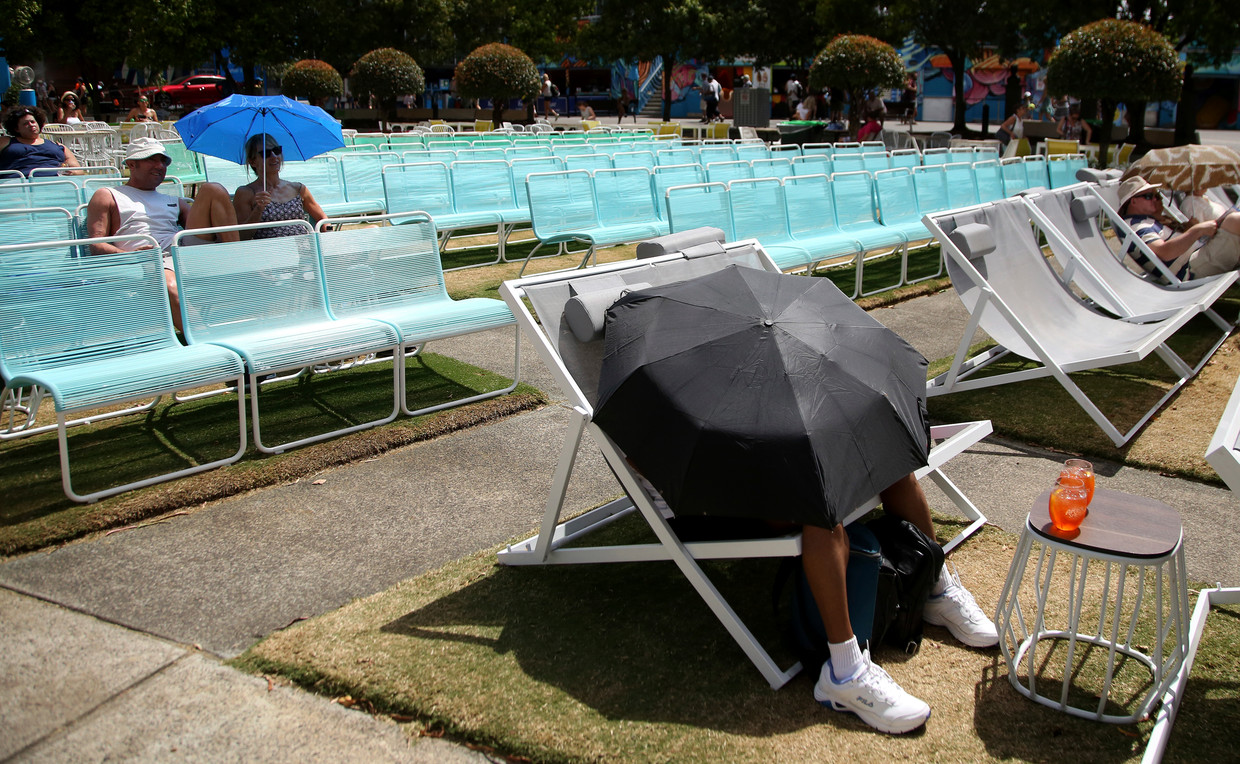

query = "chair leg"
249;349;401;454
56;378;248;504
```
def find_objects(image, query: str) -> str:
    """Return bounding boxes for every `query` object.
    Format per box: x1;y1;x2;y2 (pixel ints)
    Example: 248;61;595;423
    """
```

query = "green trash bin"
778;120;829;146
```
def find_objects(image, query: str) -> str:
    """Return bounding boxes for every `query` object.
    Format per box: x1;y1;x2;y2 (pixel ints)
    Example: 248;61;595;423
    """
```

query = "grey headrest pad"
681;240;728;259
1075;168;1110;184
564;281;653;342
1070;195;1101;222
635;227;726;259
949;223;996;260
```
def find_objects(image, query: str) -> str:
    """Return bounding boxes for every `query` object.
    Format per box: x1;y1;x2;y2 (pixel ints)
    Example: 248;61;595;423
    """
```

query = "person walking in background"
704;74;722;123
618;87;634;123
540;73;559;119
785;74;803;119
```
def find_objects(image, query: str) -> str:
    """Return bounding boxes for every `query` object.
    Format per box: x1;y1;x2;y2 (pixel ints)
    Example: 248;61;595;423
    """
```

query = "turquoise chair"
728;178;813;271
0;235;246;501
651;164;706;219
665;182;733;238
316;214;518;416
593;167;668;242
783;173;865;296
170;224;401;454
706;160;754;185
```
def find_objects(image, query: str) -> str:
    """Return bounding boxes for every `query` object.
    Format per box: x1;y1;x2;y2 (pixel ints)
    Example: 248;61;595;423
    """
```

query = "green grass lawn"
0;353;542;555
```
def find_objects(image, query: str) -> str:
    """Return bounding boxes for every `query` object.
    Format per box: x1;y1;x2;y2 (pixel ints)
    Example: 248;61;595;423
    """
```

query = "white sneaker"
923;565;999;647
813;651;931;734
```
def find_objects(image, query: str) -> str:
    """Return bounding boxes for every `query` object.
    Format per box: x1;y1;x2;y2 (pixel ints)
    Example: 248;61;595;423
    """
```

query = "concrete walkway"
3;285;1239;761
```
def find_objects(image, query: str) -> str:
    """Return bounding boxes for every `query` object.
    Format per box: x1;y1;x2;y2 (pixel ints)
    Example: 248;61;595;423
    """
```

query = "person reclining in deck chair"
637;469;997;735
1119;175;1240;282
86;137;240;331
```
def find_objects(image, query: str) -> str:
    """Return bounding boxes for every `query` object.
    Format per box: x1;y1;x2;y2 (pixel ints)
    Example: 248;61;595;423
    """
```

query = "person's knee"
195;183;229;203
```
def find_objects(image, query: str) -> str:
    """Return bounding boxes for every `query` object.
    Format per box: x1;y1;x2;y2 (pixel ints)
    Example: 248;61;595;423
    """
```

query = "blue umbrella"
174;94;344;165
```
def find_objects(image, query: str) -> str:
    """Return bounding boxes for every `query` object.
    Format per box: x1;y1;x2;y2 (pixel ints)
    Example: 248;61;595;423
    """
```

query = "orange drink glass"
1050;476;1089;532
1060;459;1095;505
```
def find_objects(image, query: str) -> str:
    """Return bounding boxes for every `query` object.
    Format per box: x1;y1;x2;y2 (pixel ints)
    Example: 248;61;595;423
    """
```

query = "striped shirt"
1124;214;1188;280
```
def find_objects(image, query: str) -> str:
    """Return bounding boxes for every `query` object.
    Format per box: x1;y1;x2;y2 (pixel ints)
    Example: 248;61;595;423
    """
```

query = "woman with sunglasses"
53;92;87;124
233;134;327;239
0;106;81;176
125;96;158;122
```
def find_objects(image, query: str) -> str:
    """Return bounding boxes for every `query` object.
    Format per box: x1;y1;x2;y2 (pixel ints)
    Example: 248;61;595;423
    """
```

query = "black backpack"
867;516;944;654
777;517;944;672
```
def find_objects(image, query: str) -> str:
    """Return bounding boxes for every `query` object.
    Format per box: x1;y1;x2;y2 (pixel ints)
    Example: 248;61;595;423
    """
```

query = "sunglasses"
1137;192;1160;201
259;146;283;158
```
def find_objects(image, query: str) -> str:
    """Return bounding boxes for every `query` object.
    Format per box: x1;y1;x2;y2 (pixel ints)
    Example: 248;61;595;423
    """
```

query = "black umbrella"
593;265;929;528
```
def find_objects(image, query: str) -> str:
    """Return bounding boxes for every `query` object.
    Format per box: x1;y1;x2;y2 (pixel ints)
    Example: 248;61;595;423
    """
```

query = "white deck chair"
1022;186;1237;330
1147;379;1240;763
498;234;992;690
925;197;1220;447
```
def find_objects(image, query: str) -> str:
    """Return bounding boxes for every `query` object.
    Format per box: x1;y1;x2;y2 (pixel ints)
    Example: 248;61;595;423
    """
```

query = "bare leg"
1217;213;1240;237
164;268;182;333
802;524;853;643
185;182;239;242
878;472;934;539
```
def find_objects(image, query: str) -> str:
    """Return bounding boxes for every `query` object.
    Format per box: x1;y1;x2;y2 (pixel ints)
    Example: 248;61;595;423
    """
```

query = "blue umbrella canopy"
173;94;344;164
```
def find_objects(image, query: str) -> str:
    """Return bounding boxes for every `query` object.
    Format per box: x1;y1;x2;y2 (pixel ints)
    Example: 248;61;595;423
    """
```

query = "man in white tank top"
86;137;239;330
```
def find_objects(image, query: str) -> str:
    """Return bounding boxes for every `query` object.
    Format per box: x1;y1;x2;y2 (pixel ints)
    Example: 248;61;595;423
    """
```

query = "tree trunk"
1127;100;1146;146
491;98;504;127
663;56;674;122
243;63;257;96
848;88;862;141
1098;99;1116;170
950;52;968;135
1175;64;1196;146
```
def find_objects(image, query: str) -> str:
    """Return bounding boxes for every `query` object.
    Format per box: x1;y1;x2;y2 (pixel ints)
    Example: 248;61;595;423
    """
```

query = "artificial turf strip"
0;353;544;556
234;515;1240;764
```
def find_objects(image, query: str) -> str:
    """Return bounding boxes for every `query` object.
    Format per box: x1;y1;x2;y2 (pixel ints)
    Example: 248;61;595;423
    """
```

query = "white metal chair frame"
498;240;992;689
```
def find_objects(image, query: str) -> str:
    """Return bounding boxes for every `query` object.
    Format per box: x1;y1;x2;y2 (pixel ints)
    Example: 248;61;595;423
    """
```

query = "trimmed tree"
282;59;344;107
351;48;426;122
1046;19;1182;164
809;35;906;140
454;43;542;126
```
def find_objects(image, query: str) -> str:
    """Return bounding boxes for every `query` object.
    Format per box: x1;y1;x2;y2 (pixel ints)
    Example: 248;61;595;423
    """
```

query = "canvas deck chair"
497;236;991;689
1022;186;1236;330
925;197;1216;446
1145;378;1240;763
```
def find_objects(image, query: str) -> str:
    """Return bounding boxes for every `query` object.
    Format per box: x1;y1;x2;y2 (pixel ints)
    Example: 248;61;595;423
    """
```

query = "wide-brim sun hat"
125;137;170;162
1117;175;1163;211
60;91;78;102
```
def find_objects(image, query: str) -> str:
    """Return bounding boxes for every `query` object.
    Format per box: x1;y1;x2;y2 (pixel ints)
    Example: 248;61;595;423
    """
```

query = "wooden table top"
1029;486;1182;559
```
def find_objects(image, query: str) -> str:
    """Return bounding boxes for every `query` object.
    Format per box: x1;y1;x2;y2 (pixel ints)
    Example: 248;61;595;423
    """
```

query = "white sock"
931;564;949;596
827;637;865;683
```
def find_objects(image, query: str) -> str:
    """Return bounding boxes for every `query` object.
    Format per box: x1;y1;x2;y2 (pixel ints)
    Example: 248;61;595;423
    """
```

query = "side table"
994;487;1190;723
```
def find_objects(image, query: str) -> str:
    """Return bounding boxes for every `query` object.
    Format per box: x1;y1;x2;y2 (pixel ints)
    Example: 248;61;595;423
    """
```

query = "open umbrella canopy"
1122;144;1240;192
173;95;344;164
593;265;930;528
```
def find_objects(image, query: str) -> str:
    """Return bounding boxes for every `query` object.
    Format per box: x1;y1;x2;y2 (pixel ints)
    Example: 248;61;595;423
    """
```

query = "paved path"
3;280;1238;762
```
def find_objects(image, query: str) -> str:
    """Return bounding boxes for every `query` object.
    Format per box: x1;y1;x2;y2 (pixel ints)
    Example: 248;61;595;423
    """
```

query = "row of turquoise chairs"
664;172;915;298
382;157;583;266
348;130;676;150
199;153;388;217
0;213;518;503
659;155;1090;298
0;176;187;220
522;168;676;275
